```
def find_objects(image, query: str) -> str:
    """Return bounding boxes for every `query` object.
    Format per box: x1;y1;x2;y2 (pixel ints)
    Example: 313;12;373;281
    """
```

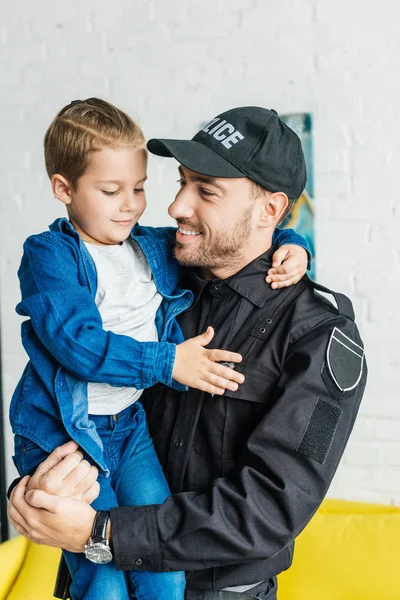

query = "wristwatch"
84;510;113;564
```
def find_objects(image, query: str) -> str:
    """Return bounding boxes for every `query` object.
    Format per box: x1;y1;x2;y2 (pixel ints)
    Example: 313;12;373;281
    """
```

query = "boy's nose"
120;193;135;211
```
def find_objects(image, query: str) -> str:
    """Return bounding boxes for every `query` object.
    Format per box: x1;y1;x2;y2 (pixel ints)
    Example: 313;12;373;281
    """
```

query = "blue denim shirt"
10;217;309;473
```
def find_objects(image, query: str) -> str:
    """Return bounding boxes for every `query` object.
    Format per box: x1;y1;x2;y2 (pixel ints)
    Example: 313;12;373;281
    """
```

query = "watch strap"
91;510;110;543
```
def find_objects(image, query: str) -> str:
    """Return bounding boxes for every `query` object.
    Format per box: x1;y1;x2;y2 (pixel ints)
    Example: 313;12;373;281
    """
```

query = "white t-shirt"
84;238;162;415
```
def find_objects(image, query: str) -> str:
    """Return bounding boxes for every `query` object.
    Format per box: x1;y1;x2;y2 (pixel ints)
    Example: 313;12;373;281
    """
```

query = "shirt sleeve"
111;315;366;572
272;227;312;269
17;234;183;390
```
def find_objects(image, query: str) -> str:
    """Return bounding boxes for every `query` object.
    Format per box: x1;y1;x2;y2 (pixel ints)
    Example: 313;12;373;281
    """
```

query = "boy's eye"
134;188;145;194
102;190;119;196
177;178;185;186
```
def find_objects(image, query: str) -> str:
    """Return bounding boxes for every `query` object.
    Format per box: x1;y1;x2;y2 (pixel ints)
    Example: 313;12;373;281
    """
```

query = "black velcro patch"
297;398;342;464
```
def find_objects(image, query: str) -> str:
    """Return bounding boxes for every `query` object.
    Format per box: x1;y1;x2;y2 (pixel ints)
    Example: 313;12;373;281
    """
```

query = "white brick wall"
1;0;399;510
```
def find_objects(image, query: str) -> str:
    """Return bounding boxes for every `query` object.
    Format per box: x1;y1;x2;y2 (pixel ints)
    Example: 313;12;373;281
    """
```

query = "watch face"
85;542;113;564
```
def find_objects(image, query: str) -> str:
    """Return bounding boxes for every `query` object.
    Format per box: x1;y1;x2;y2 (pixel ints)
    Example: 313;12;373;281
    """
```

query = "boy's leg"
110;402;186;600
64;471;130;600
13;434;129;600
13;435;50;477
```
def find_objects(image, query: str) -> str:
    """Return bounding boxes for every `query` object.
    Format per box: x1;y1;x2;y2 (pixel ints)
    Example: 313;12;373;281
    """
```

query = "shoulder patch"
326;327;364;392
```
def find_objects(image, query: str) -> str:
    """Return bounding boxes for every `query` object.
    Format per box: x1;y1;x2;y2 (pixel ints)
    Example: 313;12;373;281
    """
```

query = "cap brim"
147;138;245;178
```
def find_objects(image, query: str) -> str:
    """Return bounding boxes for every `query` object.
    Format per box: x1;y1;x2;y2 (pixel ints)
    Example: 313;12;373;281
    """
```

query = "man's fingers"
61;459;92;494
12;520;33;540
9;475;30;510
8;497;30;533
8;476;37;534
40;451;86;491
35;442;80;475
25;489;61;513
74;465;99;497
81;481;100;505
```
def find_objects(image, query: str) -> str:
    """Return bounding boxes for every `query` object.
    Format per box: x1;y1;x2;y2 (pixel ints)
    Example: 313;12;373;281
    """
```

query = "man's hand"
267;244;308;289
173;326;244;395
25;441;100;503
8;476;96;552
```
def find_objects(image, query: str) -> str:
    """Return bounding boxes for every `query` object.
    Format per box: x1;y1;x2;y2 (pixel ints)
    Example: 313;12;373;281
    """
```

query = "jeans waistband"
88;402;141;429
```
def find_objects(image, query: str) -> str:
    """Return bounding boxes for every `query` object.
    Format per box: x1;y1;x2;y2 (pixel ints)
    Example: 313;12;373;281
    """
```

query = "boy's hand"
173;327;244;395
266;244;308;289
26;441;100;504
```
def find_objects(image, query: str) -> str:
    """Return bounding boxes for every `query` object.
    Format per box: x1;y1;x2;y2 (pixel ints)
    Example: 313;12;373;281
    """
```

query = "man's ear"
51;174;74;206
259;192;289;227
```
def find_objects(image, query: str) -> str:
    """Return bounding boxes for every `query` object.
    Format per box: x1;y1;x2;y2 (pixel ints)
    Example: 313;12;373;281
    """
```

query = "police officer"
9;107;367;600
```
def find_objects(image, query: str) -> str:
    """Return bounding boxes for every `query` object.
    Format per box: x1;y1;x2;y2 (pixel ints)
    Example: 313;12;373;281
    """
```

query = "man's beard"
174;205;254;271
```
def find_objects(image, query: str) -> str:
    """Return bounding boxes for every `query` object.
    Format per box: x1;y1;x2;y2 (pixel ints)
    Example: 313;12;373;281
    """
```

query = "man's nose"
168;193;195;220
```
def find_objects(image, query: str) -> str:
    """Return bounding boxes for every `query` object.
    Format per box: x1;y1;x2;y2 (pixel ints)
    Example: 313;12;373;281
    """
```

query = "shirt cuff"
7;477;23;499
141;341;187;392
111;505;162;571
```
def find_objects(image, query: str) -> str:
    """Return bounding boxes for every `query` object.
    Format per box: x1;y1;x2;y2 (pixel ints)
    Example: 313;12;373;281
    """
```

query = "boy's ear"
51;174;73;205
259;191;288;228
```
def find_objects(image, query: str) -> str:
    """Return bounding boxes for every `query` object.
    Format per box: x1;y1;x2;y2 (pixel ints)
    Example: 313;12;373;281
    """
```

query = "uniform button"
135;558;143;566
113;414;119;423
175;439;183;448
214;285;220;291
260;328;266;333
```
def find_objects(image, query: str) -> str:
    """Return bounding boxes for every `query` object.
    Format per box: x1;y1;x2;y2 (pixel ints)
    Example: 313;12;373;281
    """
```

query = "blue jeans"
13;402;185;600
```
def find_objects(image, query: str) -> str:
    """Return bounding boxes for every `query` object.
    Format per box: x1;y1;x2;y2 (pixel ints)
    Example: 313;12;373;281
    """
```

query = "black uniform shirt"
111;247;367;591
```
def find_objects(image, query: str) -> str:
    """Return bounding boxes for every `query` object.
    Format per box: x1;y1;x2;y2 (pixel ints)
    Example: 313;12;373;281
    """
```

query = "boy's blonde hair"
44;98;145;188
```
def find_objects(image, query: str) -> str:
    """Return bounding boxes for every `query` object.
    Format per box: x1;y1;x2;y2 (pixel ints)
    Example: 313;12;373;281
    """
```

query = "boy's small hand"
26;441;100;504
266;244;308;289
173;327;244;395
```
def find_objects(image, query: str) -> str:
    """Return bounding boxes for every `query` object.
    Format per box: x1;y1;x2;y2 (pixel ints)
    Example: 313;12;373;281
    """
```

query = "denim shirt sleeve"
272;227;312;270
16;234;178;390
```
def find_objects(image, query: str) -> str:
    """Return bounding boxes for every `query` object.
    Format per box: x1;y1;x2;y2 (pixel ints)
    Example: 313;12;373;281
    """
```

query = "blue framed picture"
280;113;315;280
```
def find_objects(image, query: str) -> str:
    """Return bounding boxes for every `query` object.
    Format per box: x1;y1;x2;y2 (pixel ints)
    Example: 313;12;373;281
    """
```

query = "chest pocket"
222;281;308;401
223;361;279;404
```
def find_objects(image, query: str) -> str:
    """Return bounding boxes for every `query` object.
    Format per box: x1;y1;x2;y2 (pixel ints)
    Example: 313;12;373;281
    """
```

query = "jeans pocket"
248;577;277;600
13;435;49;477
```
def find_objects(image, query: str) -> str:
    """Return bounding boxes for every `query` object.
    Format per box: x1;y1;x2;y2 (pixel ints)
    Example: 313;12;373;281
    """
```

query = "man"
9;106;367;600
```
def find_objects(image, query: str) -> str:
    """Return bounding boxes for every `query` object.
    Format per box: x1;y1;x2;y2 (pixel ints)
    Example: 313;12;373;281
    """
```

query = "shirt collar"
181;246;279;309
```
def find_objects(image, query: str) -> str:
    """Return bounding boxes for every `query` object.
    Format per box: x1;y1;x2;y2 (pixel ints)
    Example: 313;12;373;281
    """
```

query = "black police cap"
147;106;307;199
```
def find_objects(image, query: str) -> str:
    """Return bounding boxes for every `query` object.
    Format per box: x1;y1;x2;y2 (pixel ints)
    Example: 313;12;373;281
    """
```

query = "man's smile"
177;227;201;236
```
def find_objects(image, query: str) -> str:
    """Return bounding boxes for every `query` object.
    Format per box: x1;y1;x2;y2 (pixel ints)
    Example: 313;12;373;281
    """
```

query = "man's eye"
200;189;215;198
177;178;185;186
102;190;119;196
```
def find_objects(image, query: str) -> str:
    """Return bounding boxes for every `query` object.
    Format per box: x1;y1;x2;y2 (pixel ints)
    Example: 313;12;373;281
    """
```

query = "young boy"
10;98;309;600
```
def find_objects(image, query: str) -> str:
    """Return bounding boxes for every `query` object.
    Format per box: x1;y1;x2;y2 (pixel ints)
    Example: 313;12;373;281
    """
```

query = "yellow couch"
1;499;400;599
